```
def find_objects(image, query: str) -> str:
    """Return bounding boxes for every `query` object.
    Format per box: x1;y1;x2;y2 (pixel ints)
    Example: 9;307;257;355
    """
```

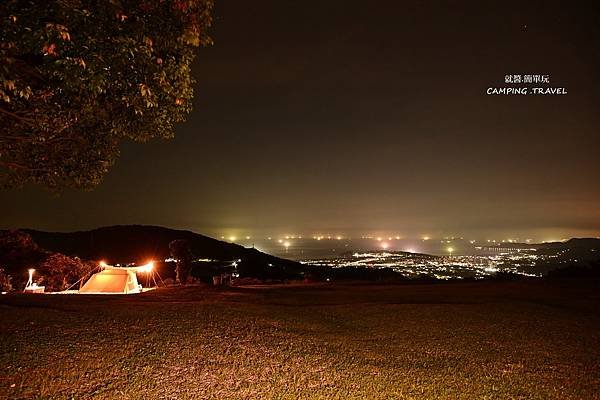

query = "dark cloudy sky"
1;0;599;241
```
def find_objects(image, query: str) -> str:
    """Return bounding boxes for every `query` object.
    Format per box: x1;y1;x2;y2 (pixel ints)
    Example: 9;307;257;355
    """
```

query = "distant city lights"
301;248;549;280
213;234;577;253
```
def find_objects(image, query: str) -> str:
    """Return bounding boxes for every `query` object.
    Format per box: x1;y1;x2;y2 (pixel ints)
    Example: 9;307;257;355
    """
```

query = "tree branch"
0;107;36;124
0;159;48;172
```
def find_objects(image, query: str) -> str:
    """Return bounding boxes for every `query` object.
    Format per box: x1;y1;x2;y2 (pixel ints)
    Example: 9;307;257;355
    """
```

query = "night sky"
1;0;599;241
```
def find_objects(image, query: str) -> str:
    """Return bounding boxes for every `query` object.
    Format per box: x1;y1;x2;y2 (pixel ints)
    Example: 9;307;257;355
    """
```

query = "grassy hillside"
1;279;598;399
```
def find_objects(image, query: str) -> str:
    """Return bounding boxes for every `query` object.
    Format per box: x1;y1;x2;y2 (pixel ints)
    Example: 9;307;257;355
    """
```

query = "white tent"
79;264;152;294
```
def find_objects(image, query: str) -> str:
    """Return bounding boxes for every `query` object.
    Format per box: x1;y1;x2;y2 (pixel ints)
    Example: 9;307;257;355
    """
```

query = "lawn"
1;279;599;399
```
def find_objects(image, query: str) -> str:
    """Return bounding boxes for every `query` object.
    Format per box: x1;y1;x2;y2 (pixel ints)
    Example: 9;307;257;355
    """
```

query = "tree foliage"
0;267;13;292
0;229;47;270
169;239;193;284
0;0;213;189
37;252;93;291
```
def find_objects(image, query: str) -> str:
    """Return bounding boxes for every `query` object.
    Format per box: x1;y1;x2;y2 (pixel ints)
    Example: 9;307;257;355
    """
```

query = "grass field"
1;279;599;399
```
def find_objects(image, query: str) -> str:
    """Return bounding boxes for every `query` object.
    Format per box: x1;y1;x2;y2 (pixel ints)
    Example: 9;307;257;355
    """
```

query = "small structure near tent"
23;268;45;294
79;262;154;294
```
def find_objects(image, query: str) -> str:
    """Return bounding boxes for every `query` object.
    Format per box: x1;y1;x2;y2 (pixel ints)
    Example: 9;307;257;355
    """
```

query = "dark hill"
539;238;600;250
536;238;600;261
23;225;298;267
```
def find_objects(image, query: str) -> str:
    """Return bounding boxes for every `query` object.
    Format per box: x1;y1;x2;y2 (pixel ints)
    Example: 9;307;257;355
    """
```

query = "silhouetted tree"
169;239;193;285
0;230;47;288
37;253;92;292
0;268;12;292
0;0;213;189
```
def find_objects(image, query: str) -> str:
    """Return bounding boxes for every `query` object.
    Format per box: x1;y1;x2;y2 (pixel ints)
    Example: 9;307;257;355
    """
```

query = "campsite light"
24;268;43;292
140;261;154;273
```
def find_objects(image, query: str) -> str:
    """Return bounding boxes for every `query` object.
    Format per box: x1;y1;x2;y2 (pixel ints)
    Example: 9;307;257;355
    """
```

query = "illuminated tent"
79;263;152;294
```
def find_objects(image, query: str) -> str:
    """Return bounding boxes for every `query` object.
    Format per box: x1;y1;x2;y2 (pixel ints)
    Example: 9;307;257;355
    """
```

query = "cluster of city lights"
301;250;547;280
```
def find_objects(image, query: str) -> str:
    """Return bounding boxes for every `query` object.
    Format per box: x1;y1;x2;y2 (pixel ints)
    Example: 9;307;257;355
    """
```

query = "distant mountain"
22;225;299;267
528;238;600;267
538;238;600;250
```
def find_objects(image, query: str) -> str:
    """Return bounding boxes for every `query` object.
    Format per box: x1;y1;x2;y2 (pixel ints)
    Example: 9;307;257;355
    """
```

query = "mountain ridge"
20;225;298;267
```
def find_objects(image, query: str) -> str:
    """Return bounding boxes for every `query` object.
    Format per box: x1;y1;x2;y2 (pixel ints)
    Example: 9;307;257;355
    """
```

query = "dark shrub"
0;268;13;292
37;253;94;292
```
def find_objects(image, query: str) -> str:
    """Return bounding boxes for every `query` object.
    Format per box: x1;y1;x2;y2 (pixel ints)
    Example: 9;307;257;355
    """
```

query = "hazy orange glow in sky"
1;0;599;241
